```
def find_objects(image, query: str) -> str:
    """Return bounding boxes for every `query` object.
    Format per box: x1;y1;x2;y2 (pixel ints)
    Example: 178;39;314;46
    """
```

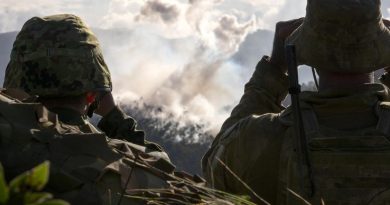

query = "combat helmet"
287;0;390;73
3;14;112;97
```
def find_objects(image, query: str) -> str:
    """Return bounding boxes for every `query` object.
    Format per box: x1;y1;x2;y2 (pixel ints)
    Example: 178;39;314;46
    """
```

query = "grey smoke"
135;0;180;24
188;0;223;5
103;0;258;134
214;14;256;54
152;50;223;106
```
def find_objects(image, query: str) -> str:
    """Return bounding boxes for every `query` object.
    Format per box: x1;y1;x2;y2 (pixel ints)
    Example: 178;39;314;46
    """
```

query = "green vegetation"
0;161;69;205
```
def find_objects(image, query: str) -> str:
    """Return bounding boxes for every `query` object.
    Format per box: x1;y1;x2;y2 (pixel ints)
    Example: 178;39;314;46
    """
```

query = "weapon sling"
285;45;315;197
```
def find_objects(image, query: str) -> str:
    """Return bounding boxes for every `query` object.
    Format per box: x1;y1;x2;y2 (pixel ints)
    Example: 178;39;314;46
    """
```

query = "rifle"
285;44;314;197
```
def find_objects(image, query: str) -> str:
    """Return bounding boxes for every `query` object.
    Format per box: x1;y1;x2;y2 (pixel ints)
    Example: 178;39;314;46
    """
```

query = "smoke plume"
96;0;258;137
135;0;180;24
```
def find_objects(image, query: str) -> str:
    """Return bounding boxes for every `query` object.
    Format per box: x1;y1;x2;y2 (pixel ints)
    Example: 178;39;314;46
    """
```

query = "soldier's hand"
270;18;304;73
95;92;116;117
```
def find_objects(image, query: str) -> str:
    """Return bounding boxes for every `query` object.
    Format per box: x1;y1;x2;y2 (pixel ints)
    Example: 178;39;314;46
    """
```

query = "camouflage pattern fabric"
0;90;249;205
286;0;390;73
3;14;112;97
203;57;390;204
277;99;390;205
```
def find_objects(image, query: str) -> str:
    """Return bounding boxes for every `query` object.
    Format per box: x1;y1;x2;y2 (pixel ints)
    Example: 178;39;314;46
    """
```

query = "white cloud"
241;0;285;8
101;0;140;29
0;0;109;32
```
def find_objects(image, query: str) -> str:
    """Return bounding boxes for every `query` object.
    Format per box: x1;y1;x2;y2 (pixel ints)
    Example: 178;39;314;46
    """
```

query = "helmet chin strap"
87;92;107;118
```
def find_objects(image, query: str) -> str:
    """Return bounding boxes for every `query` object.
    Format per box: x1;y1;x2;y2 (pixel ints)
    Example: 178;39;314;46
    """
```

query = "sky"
1;0;390;137
0;0;305;32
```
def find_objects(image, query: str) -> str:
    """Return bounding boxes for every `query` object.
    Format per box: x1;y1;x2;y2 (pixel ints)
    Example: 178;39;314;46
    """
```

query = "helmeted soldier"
3;13;148;146
0;14;234;205
203;0;390;204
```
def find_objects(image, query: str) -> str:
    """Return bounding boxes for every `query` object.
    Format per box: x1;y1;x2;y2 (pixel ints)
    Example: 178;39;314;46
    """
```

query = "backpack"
278;102;390;205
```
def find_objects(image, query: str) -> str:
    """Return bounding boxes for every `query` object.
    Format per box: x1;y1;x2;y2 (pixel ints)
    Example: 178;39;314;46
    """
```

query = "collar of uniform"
278;84;390;129
300;83;390;109
48;107;88;126
298;83;390;130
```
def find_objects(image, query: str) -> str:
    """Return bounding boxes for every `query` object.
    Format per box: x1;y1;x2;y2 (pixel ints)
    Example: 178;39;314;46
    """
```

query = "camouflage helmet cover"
286;0;390;73
4;14;112;96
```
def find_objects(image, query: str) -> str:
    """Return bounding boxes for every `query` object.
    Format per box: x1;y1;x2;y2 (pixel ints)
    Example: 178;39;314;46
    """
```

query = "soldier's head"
286;0;390;89
3;14;112;113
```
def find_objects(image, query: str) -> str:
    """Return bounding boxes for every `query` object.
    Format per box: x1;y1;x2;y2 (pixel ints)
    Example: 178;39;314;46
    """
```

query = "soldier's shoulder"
213;113;287;151
0;89;42;125
236;112;288;138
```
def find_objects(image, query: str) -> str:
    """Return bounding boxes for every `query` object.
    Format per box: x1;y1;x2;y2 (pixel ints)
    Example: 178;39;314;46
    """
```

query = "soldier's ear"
86;92;97;105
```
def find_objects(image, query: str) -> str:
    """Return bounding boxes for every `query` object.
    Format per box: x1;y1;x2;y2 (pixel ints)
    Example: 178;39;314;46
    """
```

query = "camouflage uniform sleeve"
98;106;145;145
204;114;287;204
202;56;289;204
220;56;288;135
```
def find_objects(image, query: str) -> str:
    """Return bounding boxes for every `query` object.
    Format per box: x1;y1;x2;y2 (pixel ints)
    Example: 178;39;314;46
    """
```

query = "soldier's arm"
203;113;287;204
97;106;146;146
202;19;303;203
201;56;291;204
202;57;289;187
219;57;289;133
218;18;303;134
96;93;165;153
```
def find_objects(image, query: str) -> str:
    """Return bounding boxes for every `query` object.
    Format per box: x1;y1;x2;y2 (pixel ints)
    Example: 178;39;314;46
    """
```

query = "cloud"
135;0;180;24
213;14;256;53
0;0;109;33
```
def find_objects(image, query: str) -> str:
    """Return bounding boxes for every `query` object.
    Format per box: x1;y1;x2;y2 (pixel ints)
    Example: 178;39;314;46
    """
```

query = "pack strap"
376;102;390;137
301;109;320;136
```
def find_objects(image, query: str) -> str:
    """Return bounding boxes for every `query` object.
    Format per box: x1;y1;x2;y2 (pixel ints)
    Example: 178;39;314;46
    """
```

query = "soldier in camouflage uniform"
4;14;150;147
0;13;172;205
0;14;241;205
203;0;390;204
